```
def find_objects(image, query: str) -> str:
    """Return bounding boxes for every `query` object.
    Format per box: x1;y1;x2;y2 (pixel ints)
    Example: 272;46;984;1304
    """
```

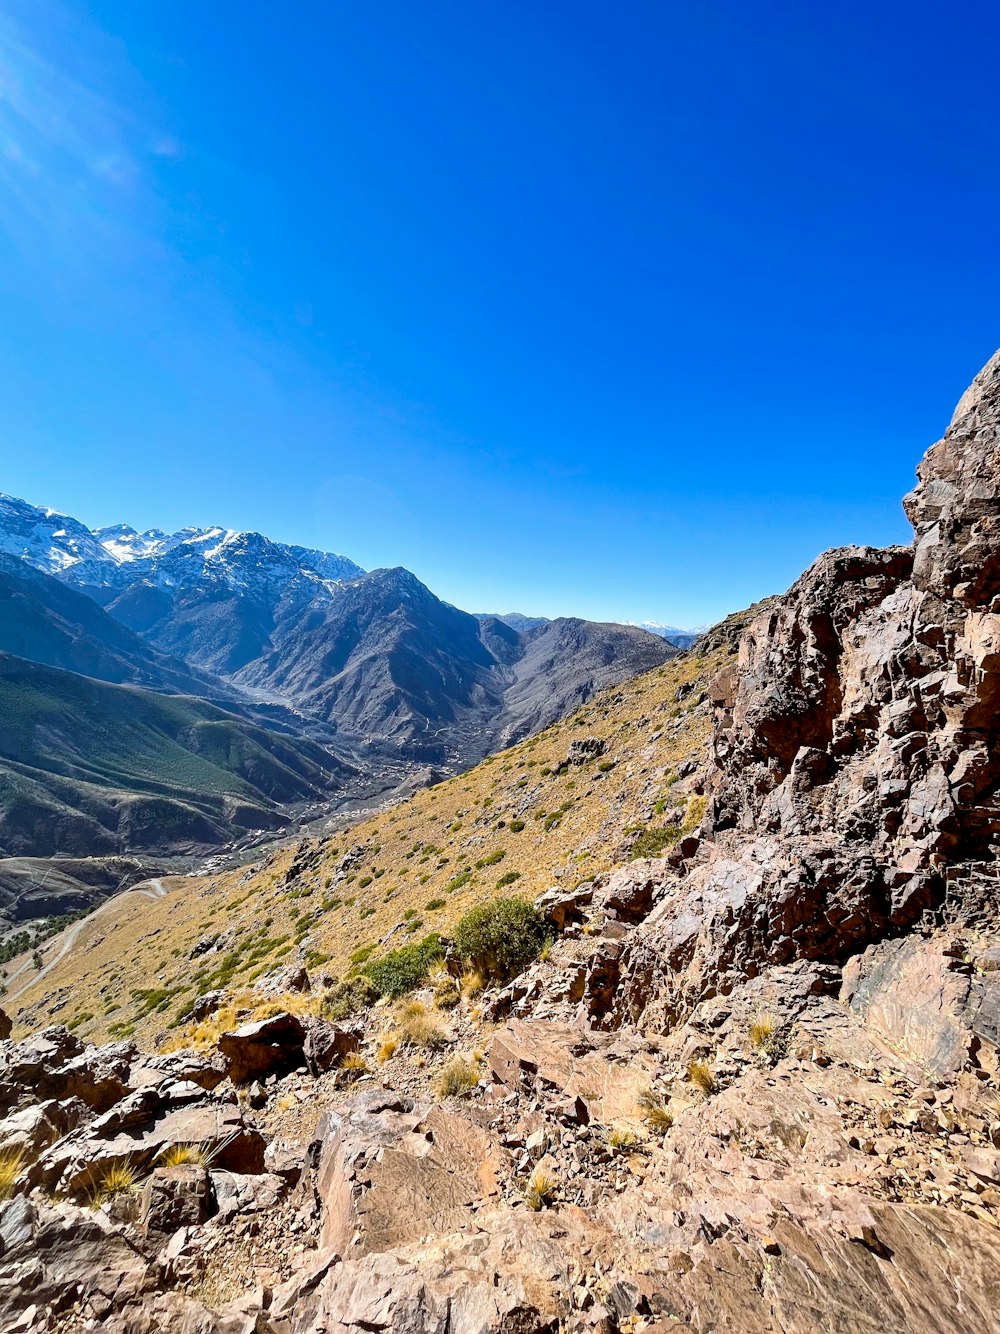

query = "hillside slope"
0;652;358;860
7;616;752;1041
0;555;235;699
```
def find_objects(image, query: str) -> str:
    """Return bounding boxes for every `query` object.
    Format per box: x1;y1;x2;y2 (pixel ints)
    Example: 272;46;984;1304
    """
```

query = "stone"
138;1163;211;1237
217;1012;308;1084
301;1017;360;1075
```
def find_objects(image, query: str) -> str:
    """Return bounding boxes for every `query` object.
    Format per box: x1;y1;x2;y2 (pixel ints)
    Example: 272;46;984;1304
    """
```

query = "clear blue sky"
0;1;997;627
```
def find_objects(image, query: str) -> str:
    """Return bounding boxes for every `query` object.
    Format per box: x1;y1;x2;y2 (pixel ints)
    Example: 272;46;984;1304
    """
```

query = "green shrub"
453;896;548;981
362;933;444;999
358;875;373;889
475;849;506;869
495;871;521;889
509;819;526;832
445;871;472;894
425;897;447;911
630;824;681;858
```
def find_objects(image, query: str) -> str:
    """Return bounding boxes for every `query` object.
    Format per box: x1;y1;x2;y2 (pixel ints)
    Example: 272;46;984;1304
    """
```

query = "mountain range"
0;492;677;870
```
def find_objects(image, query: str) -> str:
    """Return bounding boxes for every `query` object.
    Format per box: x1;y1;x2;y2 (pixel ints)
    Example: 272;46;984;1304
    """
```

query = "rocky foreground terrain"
5;354;1000;1331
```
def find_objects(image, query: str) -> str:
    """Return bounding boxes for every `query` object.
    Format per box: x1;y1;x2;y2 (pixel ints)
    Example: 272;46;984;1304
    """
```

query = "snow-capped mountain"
0;492;115;582
627;620;705;648
0;493;365;599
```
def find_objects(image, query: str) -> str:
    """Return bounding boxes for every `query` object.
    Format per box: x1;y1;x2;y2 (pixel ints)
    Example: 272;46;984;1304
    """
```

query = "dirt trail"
6;878;168;1005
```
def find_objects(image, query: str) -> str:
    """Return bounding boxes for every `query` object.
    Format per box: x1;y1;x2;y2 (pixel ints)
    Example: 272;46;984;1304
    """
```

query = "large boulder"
309;1088;503;1255
217;1011;307;1084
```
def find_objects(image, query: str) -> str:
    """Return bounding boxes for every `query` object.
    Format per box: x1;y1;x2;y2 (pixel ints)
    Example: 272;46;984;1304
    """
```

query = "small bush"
445;870;472;894
630;824;681;858
321;975;376;1021
377;1036;398;1063
495;870;522;890
509;819;526;832
425;897;447;911
341;1051;368;1075
475;848;506;869
687;1059;717;1095
358;875;373;889
524;1167;556;1211
362;934;443;999
436;1055;479;1098
433;974;461;1009
453;896;548;981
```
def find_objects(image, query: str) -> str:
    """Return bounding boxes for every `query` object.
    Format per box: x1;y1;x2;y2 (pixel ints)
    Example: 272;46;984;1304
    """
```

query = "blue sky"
0;1;997;627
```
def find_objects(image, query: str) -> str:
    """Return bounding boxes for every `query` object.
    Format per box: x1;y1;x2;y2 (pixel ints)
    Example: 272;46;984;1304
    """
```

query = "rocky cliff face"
607;351;1000;1030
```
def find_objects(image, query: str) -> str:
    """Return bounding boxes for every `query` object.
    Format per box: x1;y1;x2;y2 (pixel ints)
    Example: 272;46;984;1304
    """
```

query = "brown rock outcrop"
607;351;1000;1027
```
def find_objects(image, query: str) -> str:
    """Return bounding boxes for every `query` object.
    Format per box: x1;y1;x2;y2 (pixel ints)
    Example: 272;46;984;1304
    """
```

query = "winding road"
5;878;168;1005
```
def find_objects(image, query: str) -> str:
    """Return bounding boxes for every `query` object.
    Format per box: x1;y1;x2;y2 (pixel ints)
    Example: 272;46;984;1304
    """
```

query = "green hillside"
0;652;353;858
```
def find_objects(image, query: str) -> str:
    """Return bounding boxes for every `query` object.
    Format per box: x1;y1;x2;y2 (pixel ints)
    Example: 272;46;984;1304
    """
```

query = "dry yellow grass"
11;636;739;1048
0;1147;25;1201
524;1166;557;1211
435;1054;480;1098
687;1060;718;1096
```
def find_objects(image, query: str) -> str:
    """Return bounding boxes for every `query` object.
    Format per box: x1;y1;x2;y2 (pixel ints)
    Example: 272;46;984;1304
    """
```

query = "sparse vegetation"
10;634;732;1046
392;999;446;1049
93;1159;138;1205
361;933;443;999
321;975;376;1021
637;1085;674;1133
0;1147;25;1201
605;1124;642;1151
749;1012;784;1061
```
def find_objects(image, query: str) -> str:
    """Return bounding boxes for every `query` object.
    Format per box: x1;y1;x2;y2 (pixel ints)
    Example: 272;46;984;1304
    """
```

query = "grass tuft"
637;1085;674;1133
687;1059;717;1096
524;1166;557;1211
436;1055;480;1098
0;1147;25;1201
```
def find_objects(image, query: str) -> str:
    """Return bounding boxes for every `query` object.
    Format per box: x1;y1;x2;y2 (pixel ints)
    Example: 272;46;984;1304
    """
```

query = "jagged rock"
212;1169;288;1219
560;737;606;769
177;988;226;1025
257;964;312;997
139;1163;211;1237
534;883;594;930
0;1194;155;1331
0;1027;134;1115
32;1084;265;1199
0;1008;11;1041
593;860;664;921
0;1097;88;1155
489;1021;658;1124
842;934;1000;1077
217;1012;308;1084
302;1017;360;1075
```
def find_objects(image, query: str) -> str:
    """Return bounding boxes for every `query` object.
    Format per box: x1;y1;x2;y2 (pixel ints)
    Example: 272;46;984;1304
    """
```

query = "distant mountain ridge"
0;490;679;867
0;492;365;597
483;610;703;650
